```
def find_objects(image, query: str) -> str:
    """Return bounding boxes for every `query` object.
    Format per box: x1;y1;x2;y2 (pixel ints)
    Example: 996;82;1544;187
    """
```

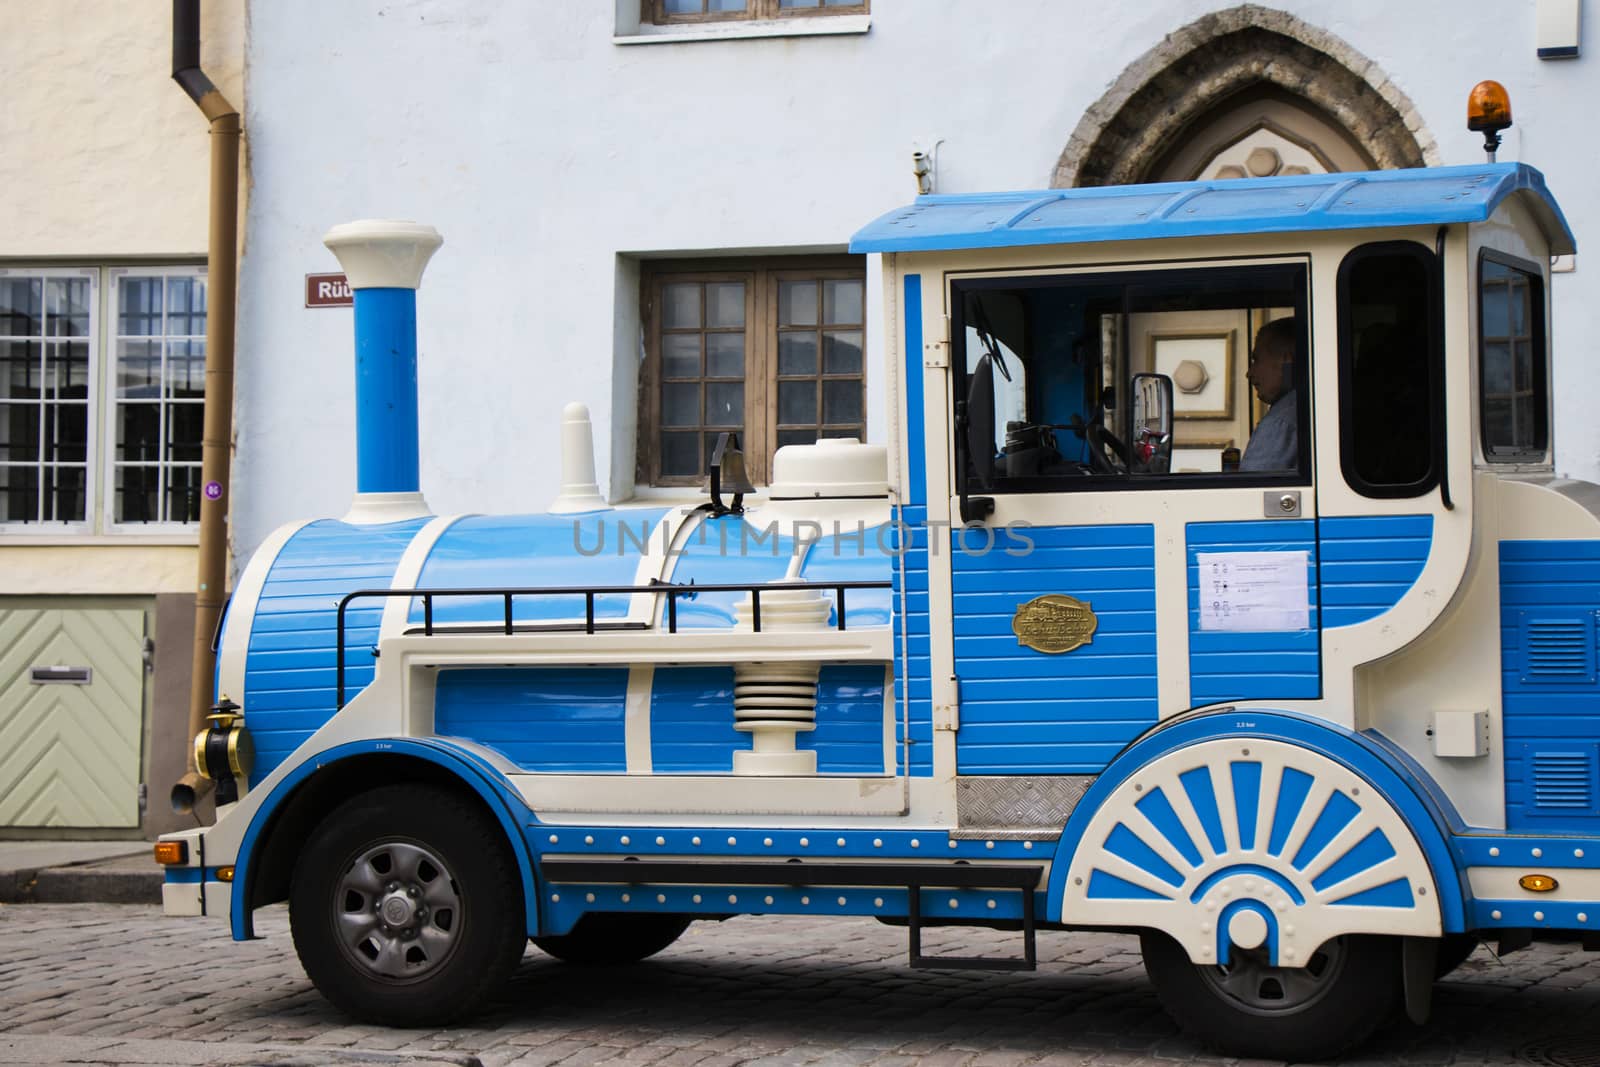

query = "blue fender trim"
229;738;540;941
1045;710;1469;933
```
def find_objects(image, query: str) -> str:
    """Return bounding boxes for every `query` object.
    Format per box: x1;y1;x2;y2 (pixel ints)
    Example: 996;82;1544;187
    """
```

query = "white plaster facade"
233;0;1597;564
0;0;245;585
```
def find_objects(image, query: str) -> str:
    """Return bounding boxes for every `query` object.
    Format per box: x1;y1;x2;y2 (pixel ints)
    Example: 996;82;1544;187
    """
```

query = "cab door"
941;259;1319;777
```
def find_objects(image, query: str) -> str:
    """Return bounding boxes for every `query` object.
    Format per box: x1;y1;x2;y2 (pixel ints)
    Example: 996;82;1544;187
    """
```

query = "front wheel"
290;784;526;1026
1140;931;1400;1060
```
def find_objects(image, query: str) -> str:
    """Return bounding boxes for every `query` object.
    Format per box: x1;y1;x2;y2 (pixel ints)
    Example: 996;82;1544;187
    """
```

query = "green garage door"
0;603;147;828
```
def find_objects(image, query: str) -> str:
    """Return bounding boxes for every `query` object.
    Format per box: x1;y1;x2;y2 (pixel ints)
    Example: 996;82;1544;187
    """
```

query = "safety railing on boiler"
333;579;892;708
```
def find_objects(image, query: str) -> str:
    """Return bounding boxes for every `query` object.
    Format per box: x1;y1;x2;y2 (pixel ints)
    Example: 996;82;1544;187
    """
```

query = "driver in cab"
1240;317;1298;472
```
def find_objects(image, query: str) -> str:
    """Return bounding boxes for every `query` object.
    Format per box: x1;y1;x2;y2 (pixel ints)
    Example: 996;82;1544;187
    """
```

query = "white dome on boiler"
767;438;888;500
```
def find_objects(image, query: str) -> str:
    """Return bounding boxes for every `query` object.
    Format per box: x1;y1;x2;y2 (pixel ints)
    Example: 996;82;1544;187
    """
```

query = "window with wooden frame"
640;257;866;487
644;0;868;26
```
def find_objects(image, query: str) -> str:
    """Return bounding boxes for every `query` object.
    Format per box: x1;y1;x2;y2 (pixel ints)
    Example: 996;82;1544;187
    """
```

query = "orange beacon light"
1468;80;1513;160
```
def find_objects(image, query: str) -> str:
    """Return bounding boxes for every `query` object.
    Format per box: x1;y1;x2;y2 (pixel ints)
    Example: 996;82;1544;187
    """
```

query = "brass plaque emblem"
1012;594;1098;654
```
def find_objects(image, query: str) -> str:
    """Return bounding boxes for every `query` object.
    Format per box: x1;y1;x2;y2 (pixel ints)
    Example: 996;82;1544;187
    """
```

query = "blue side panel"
409;510;668;625
1187;520;1320;704
245;518;427;781
894;506;933;776
1500;540;1600;831
664;515;797;629
650;666;741;773
953;523;1158;774
433;668;629;772
799;664;889;773
648;664;889;774
1319;515;1431;628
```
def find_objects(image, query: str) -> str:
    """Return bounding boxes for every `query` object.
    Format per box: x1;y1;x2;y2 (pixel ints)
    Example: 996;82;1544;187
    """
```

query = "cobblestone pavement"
3;904;1599;1066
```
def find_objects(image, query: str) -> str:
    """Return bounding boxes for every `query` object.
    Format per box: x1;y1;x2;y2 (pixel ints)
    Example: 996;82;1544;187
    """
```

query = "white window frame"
0;266;100;533
104;265;208;534
0;263;206;539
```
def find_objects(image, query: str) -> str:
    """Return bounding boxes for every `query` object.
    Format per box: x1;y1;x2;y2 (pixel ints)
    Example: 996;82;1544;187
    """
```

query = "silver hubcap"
333;840;462;982
1197;936;1347;1015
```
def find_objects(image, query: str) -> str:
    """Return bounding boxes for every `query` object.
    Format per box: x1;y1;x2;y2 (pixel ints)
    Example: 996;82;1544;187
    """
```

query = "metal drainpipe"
170;0;240;813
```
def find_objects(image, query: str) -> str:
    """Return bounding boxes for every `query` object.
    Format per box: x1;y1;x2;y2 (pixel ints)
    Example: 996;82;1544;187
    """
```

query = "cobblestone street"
2;904;1599;1065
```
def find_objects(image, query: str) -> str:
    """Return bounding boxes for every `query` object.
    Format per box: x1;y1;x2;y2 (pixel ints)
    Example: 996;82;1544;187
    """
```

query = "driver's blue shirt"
1240;389;1298;472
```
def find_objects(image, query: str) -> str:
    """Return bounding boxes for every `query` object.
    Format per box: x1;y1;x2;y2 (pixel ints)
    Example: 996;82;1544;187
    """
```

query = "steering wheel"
1069;415;1128;475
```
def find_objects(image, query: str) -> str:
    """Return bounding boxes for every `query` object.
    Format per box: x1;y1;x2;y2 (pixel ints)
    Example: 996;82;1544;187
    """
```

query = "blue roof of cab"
849;163;1575;257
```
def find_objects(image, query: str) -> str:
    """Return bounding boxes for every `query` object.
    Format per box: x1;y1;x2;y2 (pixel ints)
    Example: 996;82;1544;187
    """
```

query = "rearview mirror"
1130;373;1173;475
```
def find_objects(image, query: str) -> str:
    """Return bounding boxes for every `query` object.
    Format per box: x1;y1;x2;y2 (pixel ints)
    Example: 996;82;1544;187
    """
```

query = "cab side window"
952;263;1309;496
1336;242;1440;497
1479;253;1548;462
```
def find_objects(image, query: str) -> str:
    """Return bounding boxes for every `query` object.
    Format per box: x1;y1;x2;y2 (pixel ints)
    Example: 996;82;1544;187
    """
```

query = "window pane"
0;278;41;336
117;403;162;461
166;465;201;523
167;339;206;399
662;283;700;329
1;340;40;399
166;277;205;336
1479;258;1546;459
662;334;701;379
44;464;86;522
167;402;204;461
823;279;862;325
115;465;161;523
777;429;814;448
1339;246;1435;491
822;330;862;374
823;379;863;425
705;382;743;427
707;0;747;10
778;332;817;376
46;340;90;398
780;0;821;6
659;432;700;477
778;380;817;425
705;333;744;377
119;277;162;336
779;281;818;326
705;283;744;328
47;403;87;463
0;463;38;521
0;404;40;461
661;382;700;427
117;339;161;396
47;279;91;337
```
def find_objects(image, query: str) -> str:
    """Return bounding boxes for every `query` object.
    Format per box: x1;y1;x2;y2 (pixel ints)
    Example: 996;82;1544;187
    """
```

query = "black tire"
532;912;692;965
1140;930;1401;1060
290;784;526;1026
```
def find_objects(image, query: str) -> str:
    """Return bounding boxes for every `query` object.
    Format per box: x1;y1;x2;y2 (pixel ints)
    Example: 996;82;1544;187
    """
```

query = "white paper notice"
1196;550;1310;632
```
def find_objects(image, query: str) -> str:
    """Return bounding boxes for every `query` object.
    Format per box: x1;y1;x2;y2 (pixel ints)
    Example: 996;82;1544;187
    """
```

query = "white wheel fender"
1061;737;1442;966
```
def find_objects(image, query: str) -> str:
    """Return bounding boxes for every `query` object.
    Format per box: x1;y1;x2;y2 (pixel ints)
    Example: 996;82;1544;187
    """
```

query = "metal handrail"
334;579;892;708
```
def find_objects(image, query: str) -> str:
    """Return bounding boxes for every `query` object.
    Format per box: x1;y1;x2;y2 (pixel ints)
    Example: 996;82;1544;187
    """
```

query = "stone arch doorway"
1053;6;1440;188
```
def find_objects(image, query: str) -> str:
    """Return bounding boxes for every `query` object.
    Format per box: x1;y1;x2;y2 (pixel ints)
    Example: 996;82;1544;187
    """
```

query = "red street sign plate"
305;273;353;308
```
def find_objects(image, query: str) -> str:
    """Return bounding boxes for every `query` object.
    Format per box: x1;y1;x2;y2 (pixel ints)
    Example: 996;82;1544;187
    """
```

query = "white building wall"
236;0;1598;563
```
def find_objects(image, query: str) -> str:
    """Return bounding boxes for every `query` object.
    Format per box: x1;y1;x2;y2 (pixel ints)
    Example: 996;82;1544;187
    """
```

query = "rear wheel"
1140;930;1401;1060
290;784;525;1026
533;913;692;965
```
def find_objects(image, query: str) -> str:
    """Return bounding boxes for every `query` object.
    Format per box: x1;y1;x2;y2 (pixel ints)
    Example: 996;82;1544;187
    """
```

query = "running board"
539;859;1042;972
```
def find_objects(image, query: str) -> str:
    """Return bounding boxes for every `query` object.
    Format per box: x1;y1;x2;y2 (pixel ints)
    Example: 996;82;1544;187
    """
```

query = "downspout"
171;0;240;813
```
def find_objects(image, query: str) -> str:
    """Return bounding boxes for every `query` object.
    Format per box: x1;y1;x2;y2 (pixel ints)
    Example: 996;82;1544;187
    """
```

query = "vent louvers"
1520;615;1597;684
1532;751;1596;811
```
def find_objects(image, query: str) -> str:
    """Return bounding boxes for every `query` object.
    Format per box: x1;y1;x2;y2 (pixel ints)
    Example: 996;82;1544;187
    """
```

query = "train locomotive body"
159;163;1600;1059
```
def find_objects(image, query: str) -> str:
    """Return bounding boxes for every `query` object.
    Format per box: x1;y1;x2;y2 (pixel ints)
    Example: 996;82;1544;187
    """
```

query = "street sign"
305;273;353;308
